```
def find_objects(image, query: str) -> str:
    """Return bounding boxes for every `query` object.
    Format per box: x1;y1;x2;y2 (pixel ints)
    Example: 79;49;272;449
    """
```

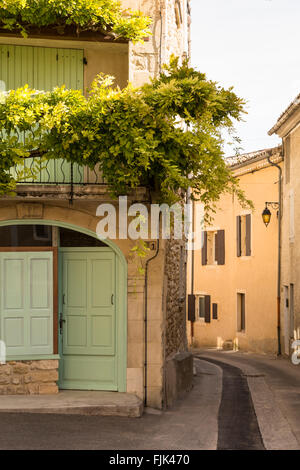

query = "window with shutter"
0;44;84;184
237;293;246;332
237;215;251;257
202;229;225;265
199;296;205;320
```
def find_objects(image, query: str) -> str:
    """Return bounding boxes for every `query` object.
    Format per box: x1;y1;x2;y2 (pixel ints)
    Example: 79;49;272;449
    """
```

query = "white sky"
191;0;300;156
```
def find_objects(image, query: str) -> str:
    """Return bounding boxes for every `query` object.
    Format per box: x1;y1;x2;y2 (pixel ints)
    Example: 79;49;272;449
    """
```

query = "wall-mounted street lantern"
262;202;279;227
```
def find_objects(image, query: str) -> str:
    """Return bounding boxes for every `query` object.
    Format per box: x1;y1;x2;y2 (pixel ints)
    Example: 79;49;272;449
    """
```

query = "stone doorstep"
0;391;144;418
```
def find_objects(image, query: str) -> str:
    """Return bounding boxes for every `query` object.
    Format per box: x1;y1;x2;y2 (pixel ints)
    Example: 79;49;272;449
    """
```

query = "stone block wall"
0;360;58;395
164;238;187;358
165;352;193;407
123;0;191;87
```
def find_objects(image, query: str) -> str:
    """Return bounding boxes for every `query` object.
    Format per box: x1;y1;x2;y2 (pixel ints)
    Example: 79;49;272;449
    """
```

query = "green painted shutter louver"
0;252;53;356
0;45;84;183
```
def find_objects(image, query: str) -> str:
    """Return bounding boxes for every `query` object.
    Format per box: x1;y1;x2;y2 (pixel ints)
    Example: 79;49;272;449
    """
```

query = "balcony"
9;156;109;202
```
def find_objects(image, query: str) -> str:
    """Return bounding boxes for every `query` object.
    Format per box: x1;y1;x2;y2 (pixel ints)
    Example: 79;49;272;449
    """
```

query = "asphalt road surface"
0;351;299;450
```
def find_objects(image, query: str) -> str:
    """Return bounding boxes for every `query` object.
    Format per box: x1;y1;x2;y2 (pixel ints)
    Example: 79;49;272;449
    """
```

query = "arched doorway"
0;220;127;392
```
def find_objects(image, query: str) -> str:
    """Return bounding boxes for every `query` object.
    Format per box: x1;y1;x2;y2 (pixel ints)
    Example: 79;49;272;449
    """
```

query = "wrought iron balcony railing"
10;156;106;185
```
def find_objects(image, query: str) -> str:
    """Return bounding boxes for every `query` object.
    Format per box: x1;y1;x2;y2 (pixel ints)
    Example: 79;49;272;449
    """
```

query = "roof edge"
268;93;300;136
226;145;283;170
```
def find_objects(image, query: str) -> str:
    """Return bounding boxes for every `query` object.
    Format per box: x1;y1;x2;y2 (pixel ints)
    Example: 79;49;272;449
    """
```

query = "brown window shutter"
212;303;218;320
215;230;225;265
188;294;196;322
204;295;211;323
246;214;251;256
237;216;241;257
202;231;208;265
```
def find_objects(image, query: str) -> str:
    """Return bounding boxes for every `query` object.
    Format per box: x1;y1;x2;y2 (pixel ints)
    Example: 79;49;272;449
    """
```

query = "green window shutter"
0;44;83;93
0;252;53;357
1;44;84;183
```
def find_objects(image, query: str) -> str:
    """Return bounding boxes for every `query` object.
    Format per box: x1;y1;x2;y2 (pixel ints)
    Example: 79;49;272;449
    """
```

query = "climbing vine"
0;0;151;40
0;56;252;211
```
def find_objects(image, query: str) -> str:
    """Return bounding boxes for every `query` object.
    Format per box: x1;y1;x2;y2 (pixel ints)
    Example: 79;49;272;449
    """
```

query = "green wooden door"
0;44;84;183
0;251;53;357
59;249;118;391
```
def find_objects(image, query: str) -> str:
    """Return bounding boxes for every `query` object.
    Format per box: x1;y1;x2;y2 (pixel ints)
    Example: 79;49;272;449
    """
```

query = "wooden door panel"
60;249;117;390
0;251;53;356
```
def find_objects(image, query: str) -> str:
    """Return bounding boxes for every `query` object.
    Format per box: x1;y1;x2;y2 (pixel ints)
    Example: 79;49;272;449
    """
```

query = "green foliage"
0;57;251;211
129;238;150;276
0;0;151;41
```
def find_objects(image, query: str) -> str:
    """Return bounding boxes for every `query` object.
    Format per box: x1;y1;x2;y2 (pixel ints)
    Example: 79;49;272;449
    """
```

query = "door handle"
111;294;114;305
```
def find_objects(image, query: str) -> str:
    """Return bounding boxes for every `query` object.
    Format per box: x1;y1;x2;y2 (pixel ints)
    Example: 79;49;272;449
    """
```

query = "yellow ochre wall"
190;158;281;354
280;116;300;355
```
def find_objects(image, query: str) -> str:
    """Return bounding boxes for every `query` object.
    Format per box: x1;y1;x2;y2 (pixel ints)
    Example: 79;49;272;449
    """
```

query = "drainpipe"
186;187;194;341
268;155;282;356
144;228;160;407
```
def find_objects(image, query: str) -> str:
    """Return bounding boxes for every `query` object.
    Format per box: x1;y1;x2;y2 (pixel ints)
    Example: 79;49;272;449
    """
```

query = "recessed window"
33;225;52;242
196;295;211;323
237;215;251;257
0;225;53;247
212;303;218;320
199;296;205;320
0;225;107;248
59;227;106;247
202;230;225;265
237;293;246;332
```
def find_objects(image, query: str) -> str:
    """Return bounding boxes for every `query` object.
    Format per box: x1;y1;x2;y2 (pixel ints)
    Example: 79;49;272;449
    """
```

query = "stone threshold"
0;390;143;418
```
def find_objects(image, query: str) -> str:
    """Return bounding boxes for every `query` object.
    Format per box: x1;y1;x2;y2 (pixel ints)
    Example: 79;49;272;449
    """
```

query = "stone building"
0;0;193;409
269;93;300;356
188;146;283;354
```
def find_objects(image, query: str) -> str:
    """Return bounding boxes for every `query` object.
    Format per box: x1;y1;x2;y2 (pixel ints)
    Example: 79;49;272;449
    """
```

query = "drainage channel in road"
197;357;265;450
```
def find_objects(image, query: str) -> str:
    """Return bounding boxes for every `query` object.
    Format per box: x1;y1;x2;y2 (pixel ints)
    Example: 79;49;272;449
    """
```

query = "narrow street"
0;351;299;450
